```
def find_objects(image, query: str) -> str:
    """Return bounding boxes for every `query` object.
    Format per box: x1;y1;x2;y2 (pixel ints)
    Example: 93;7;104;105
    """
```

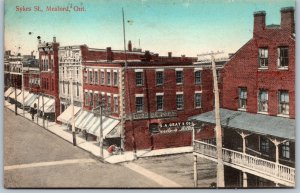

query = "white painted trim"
194;68;203;71
113;69;118;73
94;91;99;94
176;91;184;95
195;91;202;94
175;68;183;71
107;93;111;96
84;89;88;92
101;92;105;95
100;69;105;72
89;69;93;71
156;92;164;96
113;94;119;97
155;69;164;72
135;94;144;97
134;69;143;72
106;69;112;72
89;90;93;93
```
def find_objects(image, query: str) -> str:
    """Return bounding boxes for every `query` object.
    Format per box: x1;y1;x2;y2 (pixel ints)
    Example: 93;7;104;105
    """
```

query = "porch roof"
189;108;295;140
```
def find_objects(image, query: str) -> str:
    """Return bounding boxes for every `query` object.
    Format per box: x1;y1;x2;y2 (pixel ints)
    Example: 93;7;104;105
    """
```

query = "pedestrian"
31;103;37;121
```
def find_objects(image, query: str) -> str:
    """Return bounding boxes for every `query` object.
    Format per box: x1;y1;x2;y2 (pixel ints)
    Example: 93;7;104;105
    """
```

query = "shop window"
149;123;159;134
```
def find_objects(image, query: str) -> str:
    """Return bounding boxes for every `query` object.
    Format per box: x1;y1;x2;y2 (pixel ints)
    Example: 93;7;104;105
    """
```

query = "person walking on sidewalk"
31;103;37;121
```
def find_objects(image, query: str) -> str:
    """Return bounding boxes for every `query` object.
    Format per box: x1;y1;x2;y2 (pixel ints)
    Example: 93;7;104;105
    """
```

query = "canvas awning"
24;93;37;107
44;98;55;113
8;89;22;99
29;95;55;113
4;87;14;97
189;108;295;140
16;90;30;103
75;110;120;139
57;105;81;123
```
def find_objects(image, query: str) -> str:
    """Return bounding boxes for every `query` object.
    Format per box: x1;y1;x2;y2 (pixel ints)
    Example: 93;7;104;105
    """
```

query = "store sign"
126;111;177;120
158;121;194;134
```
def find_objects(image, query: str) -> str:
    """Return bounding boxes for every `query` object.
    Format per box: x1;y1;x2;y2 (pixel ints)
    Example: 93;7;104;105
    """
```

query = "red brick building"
75;44;223;150
37;37;60;121
191;7;295;187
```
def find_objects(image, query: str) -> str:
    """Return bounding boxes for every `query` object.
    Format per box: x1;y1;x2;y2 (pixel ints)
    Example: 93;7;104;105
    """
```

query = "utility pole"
14;83;17;115
197;51;224;187
70;67;77;146
22;62;25;116
42;92;45;128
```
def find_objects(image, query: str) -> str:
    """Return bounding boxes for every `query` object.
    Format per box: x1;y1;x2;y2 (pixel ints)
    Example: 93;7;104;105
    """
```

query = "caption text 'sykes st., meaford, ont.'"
15;3;86;13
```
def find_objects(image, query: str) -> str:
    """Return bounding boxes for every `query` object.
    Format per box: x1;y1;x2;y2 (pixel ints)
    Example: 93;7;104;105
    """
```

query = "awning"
57;105;81;123
189;108;295;140
75;110;120;138
44;98;55;113
8;89;22;99
106;124;121;138
4;87;14;97
24;93;37;107
16;90;30;103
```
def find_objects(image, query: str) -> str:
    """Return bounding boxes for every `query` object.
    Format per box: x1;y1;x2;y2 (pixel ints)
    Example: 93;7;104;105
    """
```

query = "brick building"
57;41;223;150
191;7;295;187
36;37;60;121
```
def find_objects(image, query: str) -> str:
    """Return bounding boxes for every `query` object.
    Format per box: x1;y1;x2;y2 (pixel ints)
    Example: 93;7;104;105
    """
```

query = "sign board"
158;121;195;134
126;111;177;120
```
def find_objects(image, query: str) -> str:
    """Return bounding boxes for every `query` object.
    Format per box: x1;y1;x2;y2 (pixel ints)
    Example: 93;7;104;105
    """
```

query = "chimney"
253;11;266;36
280;7;295;33
128;40;132;52
142;50;151;62
168;52;172;58
106;47;113;61
53;36;56;43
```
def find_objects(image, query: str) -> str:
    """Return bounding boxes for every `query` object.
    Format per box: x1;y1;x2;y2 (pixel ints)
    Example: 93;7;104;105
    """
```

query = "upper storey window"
259;48;268;68
278;47;289;69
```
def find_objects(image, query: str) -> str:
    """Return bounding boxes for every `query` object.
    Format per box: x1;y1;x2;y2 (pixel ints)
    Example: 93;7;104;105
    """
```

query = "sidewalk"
4;101;193;164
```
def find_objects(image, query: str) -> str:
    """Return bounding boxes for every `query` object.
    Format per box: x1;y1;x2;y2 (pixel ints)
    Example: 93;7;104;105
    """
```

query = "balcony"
193;140;295;187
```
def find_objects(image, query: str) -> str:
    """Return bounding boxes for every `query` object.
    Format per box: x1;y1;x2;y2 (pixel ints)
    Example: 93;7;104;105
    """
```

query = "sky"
4;0;295;58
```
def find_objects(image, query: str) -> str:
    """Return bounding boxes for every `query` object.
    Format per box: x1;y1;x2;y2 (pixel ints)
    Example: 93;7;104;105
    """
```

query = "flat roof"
189;108;295;140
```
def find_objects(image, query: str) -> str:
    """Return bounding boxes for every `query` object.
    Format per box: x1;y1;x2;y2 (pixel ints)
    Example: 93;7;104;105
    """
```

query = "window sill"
258;67;268;70
195;106;202;109
176;83;183;85
277;114;290;118
278;67;289;71
257;111;269;115
238;108;246;112
176;108;184;111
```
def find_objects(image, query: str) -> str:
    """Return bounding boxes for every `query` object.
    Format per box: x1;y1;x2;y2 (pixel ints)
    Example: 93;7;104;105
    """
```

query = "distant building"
191;7;295;187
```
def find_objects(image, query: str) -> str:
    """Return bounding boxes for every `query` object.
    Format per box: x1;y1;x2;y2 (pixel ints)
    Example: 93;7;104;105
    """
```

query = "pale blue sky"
4;0;295;57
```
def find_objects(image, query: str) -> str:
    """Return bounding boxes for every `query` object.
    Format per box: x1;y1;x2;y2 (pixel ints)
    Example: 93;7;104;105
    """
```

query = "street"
4;107;216;188
4;108;159;188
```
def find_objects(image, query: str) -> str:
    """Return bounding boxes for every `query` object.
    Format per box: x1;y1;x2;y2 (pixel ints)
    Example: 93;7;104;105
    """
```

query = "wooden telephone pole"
197;51;224;187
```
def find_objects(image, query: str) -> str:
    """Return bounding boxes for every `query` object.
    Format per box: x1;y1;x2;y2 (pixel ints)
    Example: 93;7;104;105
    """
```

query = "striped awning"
16;90;30;103
4;87;14;97
57;105;81;123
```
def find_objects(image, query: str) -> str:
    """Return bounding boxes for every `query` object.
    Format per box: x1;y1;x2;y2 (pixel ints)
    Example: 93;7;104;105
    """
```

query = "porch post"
194;155;198;187
268;138;282;183
243;171;248;188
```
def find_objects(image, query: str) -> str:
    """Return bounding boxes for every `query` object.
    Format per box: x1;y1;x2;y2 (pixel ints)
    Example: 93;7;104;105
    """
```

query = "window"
94;94;98;108
136;97;144;112
239;88;247;110
282;141;290;159
113;72;118;86
101;71;105;84
278;47;289;68
94;71;98;84
195;93;201;108
278;91;289;115
76;83;79;97
89;71;93;84
195;71;201;84
156;71;164;85
83;70;88;83
259;48;268;68
136;72;143;86
176;71;183;84
85;92;89;106
149;123;159;134
107;71;111;85
89;93;93;106
107;95;111;111
260;137;269;154
258;90;268;112
216;70;221;82
114;96;118;113
156;95;163;111
176;94;184;110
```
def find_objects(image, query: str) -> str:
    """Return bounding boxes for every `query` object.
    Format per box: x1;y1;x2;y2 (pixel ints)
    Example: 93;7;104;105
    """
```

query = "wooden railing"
194;140;295;185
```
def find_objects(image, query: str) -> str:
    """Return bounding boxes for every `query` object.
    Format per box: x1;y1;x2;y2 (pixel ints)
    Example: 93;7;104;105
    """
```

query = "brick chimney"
106;47;113;61
280;7;295;33
168;52;172;58
128;40;132;52
253;11;266;36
